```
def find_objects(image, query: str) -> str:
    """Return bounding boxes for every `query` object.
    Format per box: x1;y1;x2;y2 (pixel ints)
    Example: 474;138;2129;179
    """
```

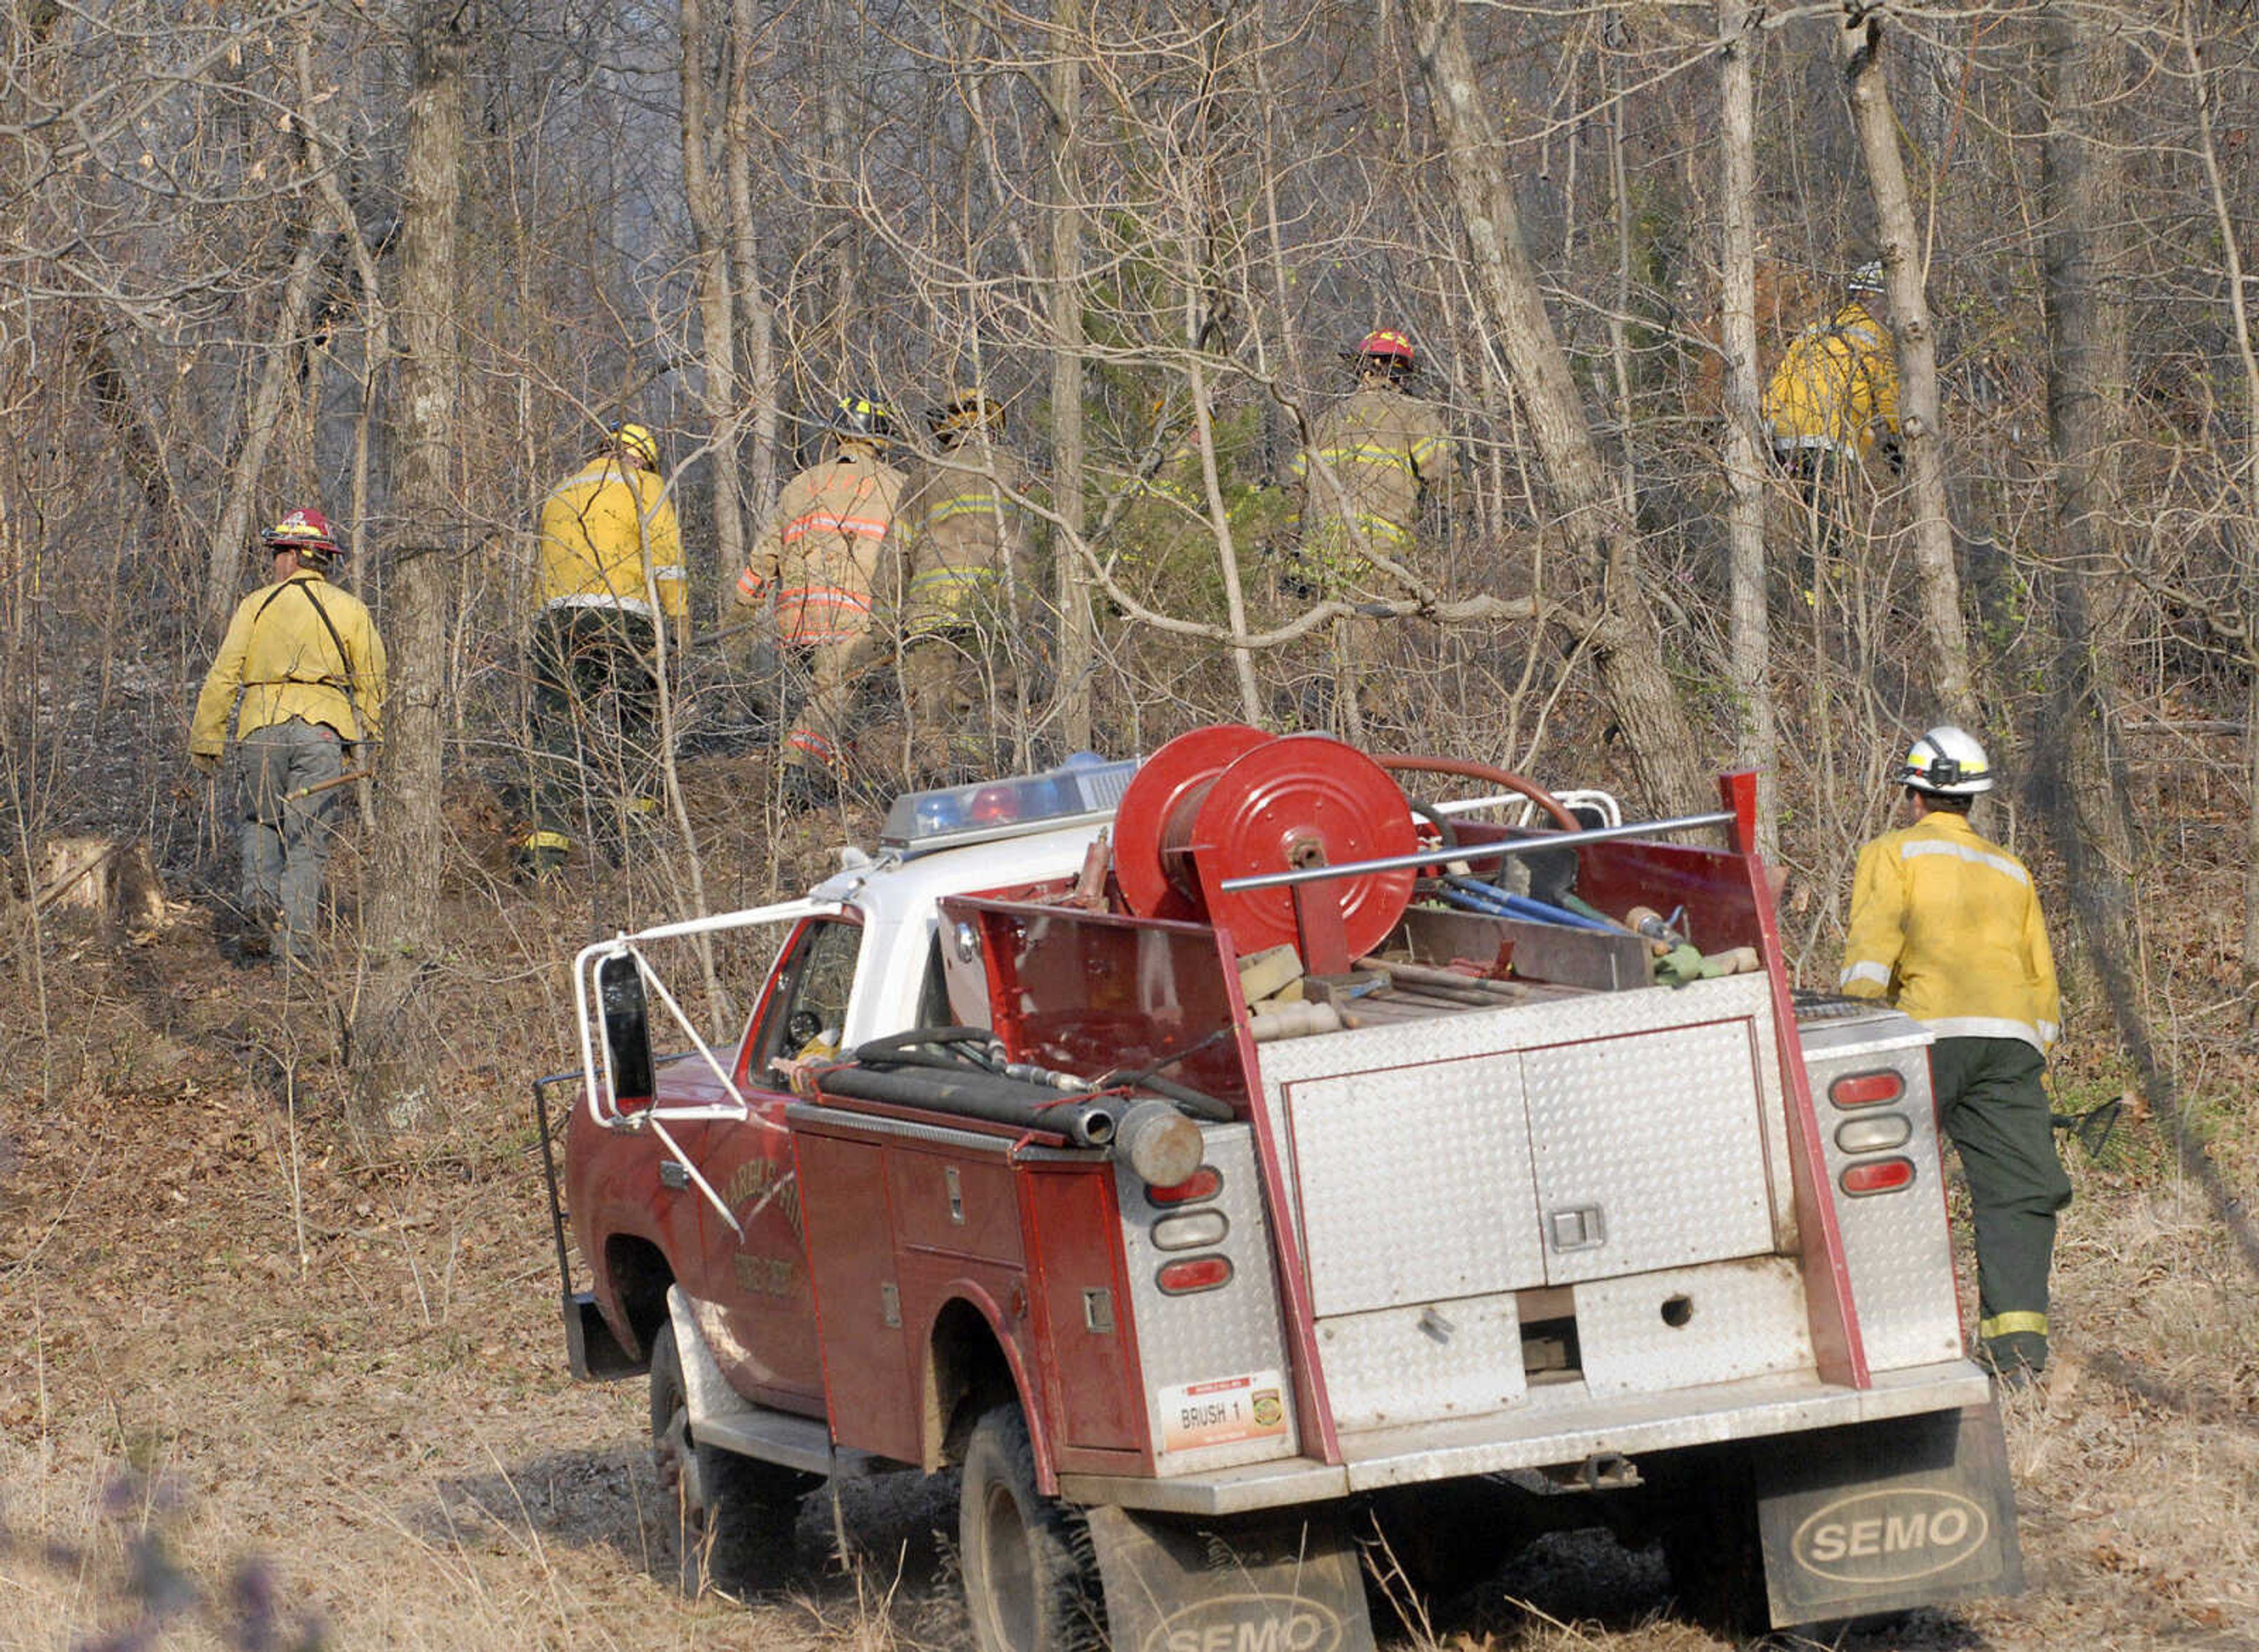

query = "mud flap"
1754;1403;2023;1627
1085;1504;1378;1652
564;1291;645;1380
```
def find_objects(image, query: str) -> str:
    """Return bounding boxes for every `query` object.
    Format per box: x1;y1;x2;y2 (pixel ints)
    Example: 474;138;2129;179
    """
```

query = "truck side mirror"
598;952;655;1111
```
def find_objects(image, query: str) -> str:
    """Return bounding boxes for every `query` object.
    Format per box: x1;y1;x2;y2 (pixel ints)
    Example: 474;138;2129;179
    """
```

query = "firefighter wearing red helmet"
518;419;687;878
732;397;909;808
1287;329;1456;735
189;508;388;967
1840;727;2069;1386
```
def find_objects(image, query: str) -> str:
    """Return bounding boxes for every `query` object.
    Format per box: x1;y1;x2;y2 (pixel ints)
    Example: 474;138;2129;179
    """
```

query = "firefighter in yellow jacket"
190;508;387;967
1840;727;2068;1383
1288;329;1455;735
734;397;907;807
520;420;686;877
901;391;1029;780
1762;263;1901;484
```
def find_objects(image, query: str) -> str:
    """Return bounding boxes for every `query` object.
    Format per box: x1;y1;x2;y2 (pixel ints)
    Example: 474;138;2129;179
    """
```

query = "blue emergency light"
881;756;1141;855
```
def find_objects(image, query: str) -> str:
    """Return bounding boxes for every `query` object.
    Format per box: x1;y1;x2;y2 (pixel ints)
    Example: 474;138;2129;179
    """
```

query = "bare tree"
680;0;745;593
1407;0;1709;814
1044;0;1094;750
350;0;470;1130
2028;0;2141;987
1718;0;1777;857
1838;3;1978;728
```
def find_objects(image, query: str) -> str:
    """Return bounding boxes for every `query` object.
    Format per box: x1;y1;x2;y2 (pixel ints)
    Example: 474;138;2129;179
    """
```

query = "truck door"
694;912;867;1411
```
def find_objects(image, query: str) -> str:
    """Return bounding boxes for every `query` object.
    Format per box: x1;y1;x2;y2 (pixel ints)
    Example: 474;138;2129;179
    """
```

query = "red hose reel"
1113;725;1418;961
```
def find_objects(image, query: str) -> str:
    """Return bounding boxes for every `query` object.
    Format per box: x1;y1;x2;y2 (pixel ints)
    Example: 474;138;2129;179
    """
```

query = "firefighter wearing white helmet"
734;397;908;808
1839;725;2070;1384
1761;262;1901;475
519;419;687;878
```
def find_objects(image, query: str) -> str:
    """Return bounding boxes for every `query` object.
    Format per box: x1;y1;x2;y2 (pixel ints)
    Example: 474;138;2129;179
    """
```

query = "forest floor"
3;747;2257;1652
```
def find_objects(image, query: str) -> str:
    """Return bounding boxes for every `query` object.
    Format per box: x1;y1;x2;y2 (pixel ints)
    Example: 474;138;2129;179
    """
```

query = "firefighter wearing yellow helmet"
734;397;908;808
1839;726;2069;1384
519;419;687;877
190;508;387;966
1287;329;1456;737
899;390;1032;779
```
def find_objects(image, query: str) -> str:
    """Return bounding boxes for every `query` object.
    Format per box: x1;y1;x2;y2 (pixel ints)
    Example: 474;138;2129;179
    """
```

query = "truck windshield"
747;917;864;1083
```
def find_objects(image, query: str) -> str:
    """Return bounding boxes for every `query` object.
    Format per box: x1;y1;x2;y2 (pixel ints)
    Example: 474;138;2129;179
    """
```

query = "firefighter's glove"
191;752;220;778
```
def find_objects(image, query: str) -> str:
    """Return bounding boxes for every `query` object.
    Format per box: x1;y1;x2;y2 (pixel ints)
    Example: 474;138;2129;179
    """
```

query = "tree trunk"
817;0;858;357
1405;0;1708;813
1046;0;1093;751
2031;1;2138;984
1717;0;1776;858
205;217;331;631
69;319;191;561
2180;4;2259;1008
727;0;778;572
679;0;744;589
349;4;468;1134
1839;12;1978;728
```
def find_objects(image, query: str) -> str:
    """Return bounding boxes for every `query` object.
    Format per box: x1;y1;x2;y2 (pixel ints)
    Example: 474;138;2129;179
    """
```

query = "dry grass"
4;746;2258;1651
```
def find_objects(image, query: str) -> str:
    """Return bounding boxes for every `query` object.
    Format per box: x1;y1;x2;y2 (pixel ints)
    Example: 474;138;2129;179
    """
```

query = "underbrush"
4;730;2258;1649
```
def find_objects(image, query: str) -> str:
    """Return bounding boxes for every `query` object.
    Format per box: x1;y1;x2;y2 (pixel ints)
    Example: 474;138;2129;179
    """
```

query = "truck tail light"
1148;1167;1222;1206
1156;1256;1232;1294
1840;1157;1915;1197
1829;1069;1904;1109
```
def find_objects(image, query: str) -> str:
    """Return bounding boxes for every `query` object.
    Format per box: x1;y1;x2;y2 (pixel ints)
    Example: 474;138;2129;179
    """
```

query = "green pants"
1931;1036;2071;1373
526;605;662;855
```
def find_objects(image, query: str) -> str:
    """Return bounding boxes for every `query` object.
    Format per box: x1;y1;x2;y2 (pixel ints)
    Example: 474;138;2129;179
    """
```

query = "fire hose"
831;1028;1223;1183
812;1063;1123;1147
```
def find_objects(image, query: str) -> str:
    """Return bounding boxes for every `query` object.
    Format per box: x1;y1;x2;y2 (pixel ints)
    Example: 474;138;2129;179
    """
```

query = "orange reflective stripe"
782;512;891;541
777;585;872;645
788;728;839;762
736;568;768;598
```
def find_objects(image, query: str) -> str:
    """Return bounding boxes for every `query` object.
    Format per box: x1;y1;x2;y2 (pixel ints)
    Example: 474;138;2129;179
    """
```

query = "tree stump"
29;837;169;938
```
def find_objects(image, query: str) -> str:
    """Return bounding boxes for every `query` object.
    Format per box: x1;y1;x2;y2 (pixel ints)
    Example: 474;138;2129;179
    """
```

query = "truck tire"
648;1320;814;1596
959;1403;1099;1652
1659;1482;1770;1641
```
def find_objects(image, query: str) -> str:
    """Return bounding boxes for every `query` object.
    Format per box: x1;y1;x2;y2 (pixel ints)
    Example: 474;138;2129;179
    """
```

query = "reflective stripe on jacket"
1291;387;1454;548
1839;810;2061;1053
902;445;1027;636
534;458;687;619
191;571;388;753
737;450;907;645
1760;301;1900;459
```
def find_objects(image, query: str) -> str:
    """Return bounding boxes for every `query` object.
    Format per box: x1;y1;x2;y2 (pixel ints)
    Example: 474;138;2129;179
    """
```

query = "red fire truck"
537;727;2021;1651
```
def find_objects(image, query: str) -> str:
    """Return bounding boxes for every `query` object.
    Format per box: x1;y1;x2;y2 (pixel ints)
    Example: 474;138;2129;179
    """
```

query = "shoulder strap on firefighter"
275;578;370;744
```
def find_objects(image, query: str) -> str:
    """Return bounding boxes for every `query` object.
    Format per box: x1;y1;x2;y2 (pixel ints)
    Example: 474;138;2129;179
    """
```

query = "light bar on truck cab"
880;753;1141;856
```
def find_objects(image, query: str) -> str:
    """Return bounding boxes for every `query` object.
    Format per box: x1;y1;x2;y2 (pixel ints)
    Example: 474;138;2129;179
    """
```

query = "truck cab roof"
814;824;1104;1051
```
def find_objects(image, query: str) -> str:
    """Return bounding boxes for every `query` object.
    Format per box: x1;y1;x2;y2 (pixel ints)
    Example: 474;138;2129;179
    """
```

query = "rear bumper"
1057;1359;1993;1514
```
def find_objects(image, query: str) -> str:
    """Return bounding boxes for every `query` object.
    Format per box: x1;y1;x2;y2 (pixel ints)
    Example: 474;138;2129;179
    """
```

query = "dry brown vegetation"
4;735;2256;1652
9;0;2259;1645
